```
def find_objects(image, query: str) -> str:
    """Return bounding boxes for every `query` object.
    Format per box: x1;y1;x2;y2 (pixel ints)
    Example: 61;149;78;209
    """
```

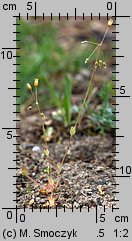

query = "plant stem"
85;44;100;63
27;175;41;187
59;136;72;170
30;88;48;150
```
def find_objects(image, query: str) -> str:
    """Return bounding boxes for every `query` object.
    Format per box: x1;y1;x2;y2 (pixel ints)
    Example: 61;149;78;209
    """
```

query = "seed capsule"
70;126;76;137
103;61;107;68
99;59;103;68
94;61;98;70
108;19;113;27
40;113;45;119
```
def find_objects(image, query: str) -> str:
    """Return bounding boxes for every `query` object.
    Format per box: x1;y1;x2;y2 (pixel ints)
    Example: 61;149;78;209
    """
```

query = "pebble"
35;197;40;202
75;69;90;81
73;202;79;208
95;166;105;172
32;172;36;177
40;199;45;204
63;164;71;171
35;192;40;196
80;69;90;78
29;199;34;206
96;197;102;206
32;146;41;152
25;194;31;199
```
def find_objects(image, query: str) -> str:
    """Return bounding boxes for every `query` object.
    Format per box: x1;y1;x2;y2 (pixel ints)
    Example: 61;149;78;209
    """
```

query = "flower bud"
26;83;32;91
40;113;45;119
108;19;113;27
34;78;39;87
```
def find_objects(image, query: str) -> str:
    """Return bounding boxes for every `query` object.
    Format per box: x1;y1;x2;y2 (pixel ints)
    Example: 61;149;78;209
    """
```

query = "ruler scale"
0;0;131;240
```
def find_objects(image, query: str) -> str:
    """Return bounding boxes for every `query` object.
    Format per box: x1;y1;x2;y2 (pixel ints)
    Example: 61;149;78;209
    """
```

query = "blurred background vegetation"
16;17;115;132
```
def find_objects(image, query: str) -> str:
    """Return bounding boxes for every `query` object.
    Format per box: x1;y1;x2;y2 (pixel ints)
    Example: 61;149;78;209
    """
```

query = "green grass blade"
42;77;62;108
63;75;72;125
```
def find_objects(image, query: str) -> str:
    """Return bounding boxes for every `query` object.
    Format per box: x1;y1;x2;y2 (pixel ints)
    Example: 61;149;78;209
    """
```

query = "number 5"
27;2;33;10
7;131;12;139
98;229;105;237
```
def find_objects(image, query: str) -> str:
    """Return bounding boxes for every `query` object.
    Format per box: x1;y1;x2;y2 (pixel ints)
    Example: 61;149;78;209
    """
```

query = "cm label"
115;215;128;223
3;4;17;11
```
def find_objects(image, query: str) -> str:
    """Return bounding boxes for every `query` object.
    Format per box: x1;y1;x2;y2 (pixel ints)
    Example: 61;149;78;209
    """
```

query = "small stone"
80;69;90;78
36;197;40;202
29;199;34;206
32;146;41;152
95;166;104;172
96;197;102;206
73;202;79;208
40;199;45;204
97;185;105;195
67;149;71;155
76;74;83;82
87;191;92;196
68;181;72;185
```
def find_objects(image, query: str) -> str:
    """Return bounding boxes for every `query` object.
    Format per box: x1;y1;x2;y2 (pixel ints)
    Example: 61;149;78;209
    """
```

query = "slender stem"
59;136;72;171
34;87;52;178
85;45;99;63
94;27;109;62
100;27;109;45
35;86;38;104
30;88;48;150
27;175;41;187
